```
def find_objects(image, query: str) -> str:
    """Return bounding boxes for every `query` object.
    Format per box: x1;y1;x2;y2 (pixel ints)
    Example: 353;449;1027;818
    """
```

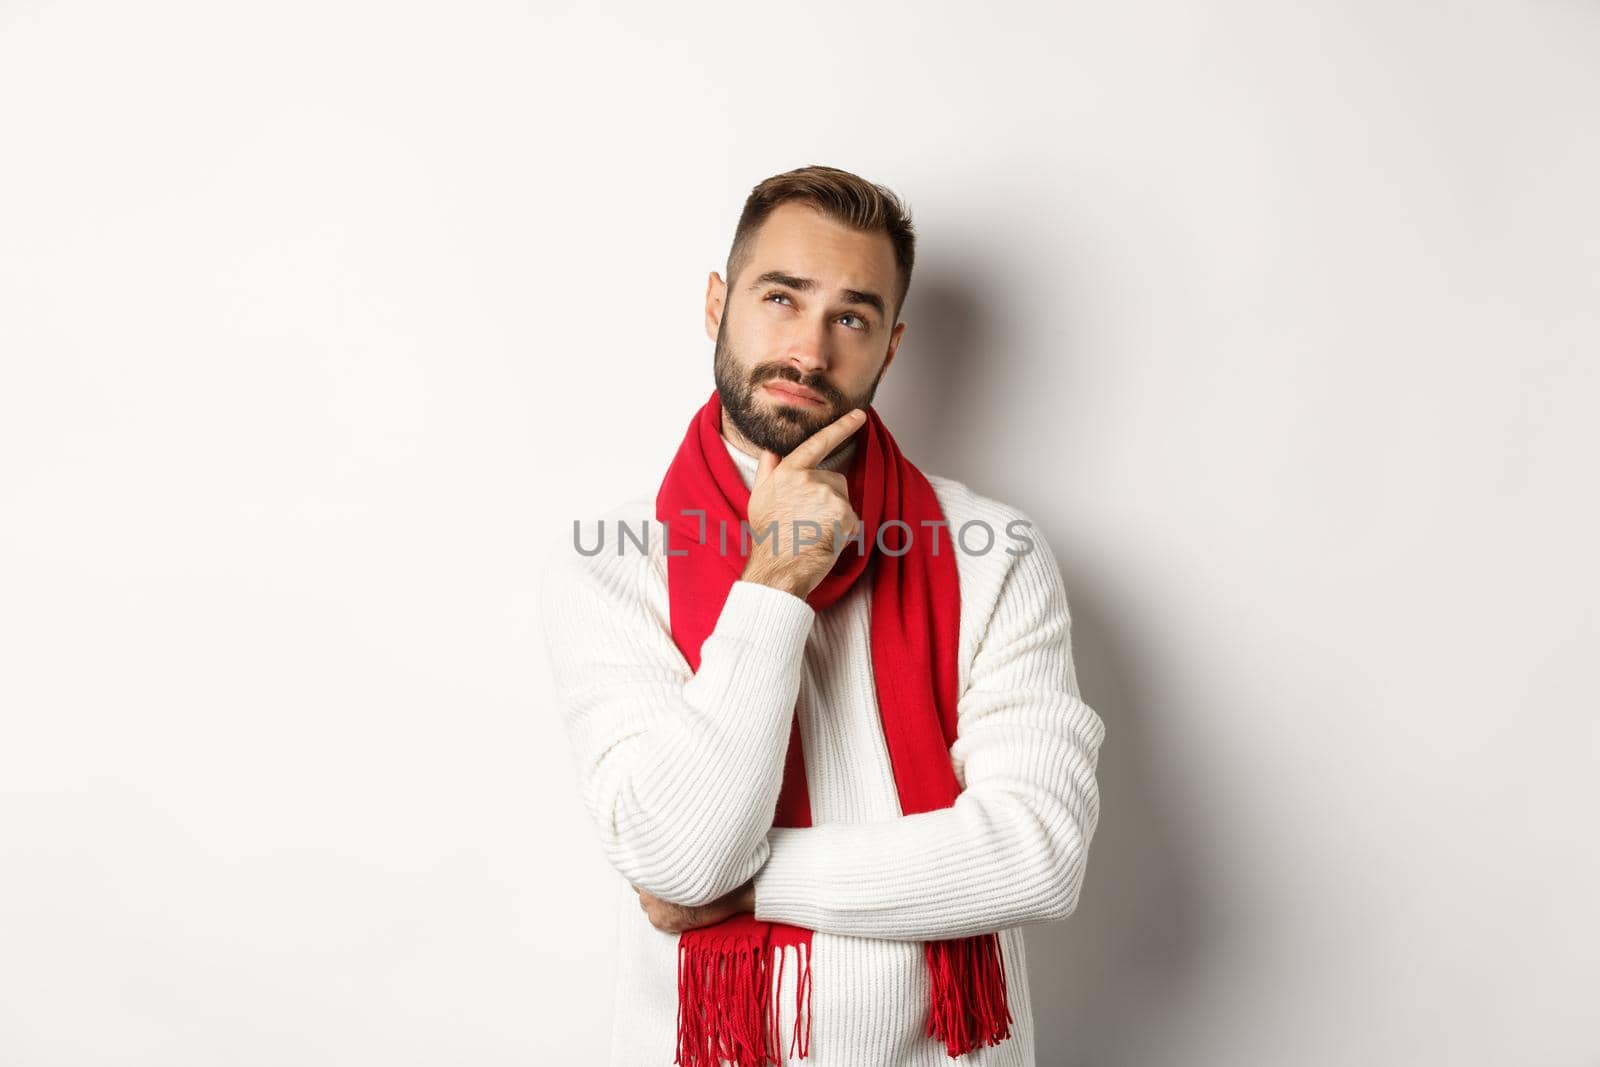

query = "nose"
783;318;832;378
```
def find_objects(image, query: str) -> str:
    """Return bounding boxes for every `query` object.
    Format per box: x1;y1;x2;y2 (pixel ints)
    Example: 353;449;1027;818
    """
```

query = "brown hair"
726;164;917;325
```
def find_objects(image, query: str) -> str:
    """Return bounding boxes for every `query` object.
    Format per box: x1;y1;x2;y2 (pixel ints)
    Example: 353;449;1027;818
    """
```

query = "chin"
752;422;813;456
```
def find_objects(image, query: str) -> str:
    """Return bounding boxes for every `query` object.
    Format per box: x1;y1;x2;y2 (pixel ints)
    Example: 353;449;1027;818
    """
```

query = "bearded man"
541;163;1107;1066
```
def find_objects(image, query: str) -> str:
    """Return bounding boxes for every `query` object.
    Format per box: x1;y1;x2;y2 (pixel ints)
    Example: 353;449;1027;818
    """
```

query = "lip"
762;380;826;406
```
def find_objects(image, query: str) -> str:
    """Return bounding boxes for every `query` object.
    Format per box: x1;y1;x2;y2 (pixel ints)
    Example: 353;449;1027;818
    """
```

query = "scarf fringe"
676;934;811;1066
924;932;1014;1057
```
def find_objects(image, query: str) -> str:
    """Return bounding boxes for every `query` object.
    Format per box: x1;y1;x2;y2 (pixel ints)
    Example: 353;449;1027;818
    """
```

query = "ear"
704;271;727;342
881;320;907;376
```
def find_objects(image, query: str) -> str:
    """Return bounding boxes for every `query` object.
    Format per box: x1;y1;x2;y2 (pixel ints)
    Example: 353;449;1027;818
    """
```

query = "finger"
755;448;779;486
781;407;866;471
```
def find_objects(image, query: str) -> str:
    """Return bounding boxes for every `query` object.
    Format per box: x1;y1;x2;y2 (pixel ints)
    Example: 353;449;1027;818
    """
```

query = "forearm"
752;693;1104;940
544;565;815;907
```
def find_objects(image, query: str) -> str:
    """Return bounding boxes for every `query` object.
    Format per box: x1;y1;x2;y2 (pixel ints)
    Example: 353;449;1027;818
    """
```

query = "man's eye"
763;292;865;330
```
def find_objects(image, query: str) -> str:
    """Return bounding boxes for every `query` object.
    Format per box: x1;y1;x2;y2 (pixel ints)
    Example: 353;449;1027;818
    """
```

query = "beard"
712;314;885;457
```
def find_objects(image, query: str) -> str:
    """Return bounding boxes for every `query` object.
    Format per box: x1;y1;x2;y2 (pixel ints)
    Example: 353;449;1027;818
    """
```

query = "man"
540;164;1106;1066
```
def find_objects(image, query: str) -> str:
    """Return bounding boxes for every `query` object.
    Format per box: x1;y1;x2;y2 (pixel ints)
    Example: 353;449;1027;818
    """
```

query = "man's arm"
749;513;1106;941
546;412;866;913
540;533;814;909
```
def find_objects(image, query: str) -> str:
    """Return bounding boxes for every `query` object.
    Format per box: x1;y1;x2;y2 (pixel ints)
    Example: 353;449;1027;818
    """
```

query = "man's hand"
741;408;867;600
631;877;757;934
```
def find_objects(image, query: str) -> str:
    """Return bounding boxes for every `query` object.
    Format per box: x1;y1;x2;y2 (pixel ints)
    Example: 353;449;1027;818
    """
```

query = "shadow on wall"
879;257;1220;1066
873;266;994;482
1022;593;1222;1066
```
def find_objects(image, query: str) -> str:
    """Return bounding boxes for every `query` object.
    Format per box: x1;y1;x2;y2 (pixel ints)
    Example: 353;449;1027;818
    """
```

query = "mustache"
749;365;843;406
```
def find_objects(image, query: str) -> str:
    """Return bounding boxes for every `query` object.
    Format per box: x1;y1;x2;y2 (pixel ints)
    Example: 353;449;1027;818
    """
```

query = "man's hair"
725;164;916;325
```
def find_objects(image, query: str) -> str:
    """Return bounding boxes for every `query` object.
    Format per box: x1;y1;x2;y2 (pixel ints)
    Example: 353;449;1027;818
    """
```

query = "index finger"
781;408;867;470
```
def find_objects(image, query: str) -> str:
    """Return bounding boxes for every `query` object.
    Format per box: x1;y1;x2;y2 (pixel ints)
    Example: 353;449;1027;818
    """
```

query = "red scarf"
655;388;1013;1066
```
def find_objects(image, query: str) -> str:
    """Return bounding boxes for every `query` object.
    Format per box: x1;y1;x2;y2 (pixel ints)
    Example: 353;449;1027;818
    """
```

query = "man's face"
706;200;907;456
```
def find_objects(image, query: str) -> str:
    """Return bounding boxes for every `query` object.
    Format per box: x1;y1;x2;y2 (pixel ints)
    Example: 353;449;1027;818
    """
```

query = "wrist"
740;561;807;599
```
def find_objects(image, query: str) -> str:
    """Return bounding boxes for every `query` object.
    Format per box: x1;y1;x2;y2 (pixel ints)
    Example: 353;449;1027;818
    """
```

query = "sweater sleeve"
539;530;816;909
750;517;1106;941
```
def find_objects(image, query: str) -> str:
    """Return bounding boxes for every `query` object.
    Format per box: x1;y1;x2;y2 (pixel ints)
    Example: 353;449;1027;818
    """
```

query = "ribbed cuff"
751;825;833;927
713;579;816;663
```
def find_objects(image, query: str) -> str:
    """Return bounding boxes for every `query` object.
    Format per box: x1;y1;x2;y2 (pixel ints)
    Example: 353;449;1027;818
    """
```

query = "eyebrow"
747;270;886;320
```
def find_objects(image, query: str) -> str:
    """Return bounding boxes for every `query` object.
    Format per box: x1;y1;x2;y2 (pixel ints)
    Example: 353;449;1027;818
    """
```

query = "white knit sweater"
539;432;1107;1066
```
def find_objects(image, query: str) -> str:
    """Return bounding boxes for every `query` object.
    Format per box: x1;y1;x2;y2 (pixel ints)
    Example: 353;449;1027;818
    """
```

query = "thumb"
755;448;779;486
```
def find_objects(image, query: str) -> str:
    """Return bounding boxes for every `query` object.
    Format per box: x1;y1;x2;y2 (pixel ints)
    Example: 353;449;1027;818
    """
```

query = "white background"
2;2;1596;1064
